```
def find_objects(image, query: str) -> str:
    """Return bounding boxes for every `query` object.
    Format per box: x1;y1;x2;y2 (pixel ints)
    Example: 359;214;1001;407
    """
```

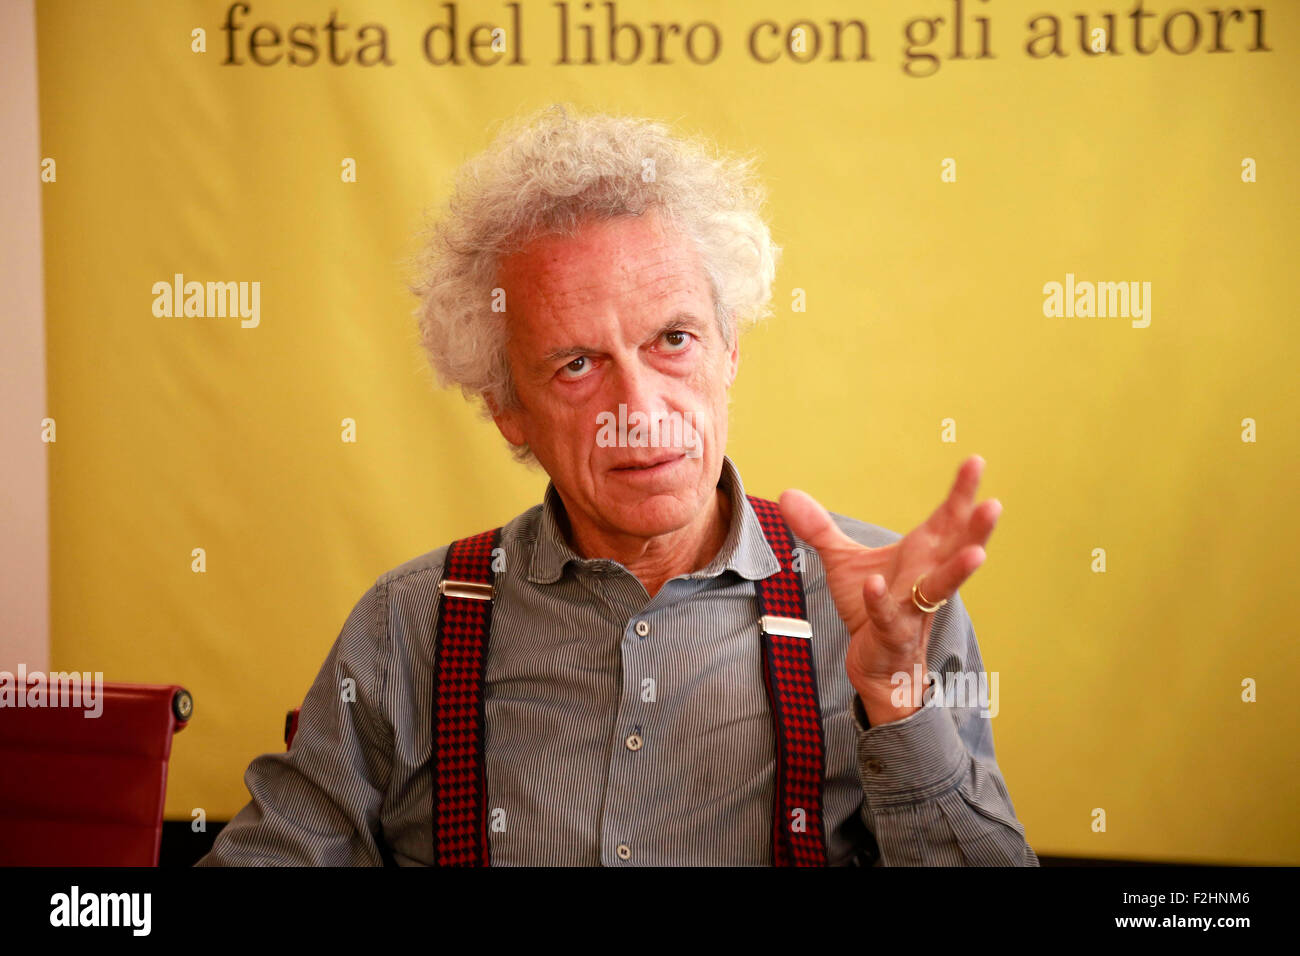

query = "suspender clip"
759;615;812;639
439;579;495;601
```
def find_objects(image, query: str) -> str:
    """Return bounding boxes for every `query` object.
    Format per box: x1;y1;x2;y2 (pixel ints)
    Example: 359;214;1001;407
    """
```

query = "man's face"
491;207;738;543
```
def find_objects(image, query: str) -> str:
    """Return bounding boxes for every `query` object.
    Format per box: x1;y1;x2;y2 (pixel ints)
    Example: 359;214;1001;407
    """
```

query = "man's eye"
662;330;692;351
560;356;589;378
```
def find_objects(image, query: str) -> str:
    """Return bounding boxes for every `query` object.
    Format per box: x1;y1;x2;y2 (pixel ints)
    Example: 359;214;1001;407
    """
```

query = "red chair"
284;707;300;750
0;681;192;866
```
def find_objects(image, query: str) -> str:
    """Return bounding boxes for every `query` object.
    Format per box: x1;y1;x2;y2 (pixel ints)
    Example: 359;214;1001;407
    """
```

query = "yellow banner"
37;0;1299;864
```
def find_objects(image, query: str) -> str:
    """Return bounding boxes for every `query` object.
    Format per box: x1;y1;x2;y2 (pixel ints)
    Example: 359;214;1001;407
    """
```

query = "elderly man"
198;104;1037;867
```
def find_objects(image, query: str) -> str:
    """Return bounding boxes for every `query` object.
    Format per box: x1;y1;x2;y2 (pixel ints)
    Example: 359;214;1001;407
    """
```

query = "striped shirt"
197;455;1038;866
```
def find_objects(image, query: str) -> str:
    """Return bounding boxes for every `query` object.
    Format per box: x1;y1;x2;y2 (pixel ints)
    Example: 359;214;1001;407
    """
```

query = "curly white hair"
409;102;781;465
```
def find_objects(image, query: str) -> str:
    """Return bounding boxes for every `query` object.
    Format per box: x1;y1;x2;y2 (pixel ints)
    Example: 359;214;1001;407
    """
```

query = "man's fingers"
861;573;901;635
926;454;985;531
935;497;1001;564
966;498;1001;550
778;488;861;557
915;544;985;605
864;544;979;638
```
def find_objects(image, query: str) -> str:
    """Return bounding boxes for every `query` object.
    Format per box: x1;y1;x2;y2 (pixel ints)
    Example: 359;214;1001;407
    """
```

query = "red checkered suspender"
429;528;499;866
747;495;830;866
429;495;828;866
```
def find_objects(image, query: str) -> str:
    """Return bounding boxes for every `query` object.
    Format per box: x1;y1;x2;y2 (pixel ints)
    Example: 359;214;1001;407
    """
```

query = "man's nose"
608;362;672;426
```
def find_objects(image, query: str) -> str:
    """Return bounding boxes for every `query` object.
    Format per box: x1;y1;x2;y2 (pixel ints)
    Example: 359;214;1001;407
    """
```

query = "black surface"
159;821;1204;867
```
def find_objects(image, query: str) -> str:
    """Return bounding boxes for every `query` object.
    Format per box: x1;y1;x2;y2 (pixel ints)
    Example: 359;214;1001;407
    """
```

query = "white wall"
1;0;50;672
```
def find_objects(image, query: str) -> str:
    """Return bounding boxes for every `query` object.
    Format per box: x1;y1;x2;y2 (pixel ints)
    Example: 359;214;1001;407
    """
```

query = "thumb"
778;488;860;558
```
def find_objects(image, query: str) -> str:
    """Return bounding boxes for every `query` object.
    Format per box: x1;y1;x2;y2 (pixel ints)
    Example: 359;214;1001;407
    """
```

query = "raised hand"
778;455;1001;726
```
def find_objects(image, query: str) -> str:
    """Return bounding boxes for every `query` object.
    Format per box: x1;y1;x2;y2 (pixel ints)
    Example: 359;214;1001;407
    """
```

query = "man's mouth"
611;452;686;472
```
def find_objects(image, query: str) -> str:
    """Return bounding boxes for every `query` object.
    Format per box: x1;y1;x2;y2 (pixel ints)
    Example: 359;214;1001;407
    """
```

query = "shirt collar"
527;454;781;585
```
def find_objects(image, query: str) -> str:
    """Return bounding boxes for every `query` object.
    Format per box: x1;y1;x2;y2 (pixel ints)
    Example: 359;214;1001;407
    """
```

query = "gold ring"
911;575;947;614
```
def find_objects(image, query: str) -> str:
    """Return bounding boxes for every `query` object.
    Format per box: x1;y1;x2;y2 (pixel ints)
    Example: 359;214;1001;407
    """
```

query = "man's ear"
725;335;740;389
486;391;527;448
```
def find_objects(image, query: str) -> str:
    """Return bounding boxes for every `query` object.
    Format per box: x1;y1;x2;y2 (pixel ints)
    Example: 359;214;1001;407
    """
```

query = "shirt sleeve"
195;580;394;866
848;591;1039;866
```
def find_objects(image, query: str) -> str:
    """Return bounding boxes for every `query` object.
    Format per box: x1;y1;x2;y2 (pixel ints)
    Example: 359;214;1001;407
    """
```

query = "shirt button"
634;620;650;637
864;758;885;773
625;733;643;751
616;843;631;861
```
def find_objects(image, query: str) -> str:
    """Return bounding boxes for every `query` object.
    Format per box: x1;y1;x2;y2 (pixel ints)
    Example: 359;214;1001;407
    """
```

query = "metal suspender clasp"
439;579;495;601
759;615;812;639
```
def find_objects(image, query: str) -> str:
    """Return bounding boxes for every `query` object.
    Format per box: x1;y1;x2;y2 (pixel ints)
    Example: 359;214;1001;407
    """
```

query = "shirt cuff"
851;696;968;804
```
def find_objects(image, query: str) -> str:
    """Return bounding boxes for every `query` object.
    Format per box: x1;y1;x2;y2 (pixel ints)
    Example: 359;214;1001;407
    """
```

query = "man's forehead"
499;217;712;346
513;261;706;321
501;216;703;298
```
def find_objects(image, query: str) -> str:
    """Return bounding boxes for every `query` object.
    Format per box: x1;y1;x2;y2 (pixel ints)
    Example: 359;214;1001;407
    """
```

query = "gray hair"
408;102;782;465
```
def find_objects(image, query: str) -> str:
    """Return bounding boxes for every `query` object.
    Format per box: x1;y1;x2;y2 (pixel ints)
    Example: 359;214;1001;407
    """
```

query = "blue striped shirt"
197;456;1038;866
